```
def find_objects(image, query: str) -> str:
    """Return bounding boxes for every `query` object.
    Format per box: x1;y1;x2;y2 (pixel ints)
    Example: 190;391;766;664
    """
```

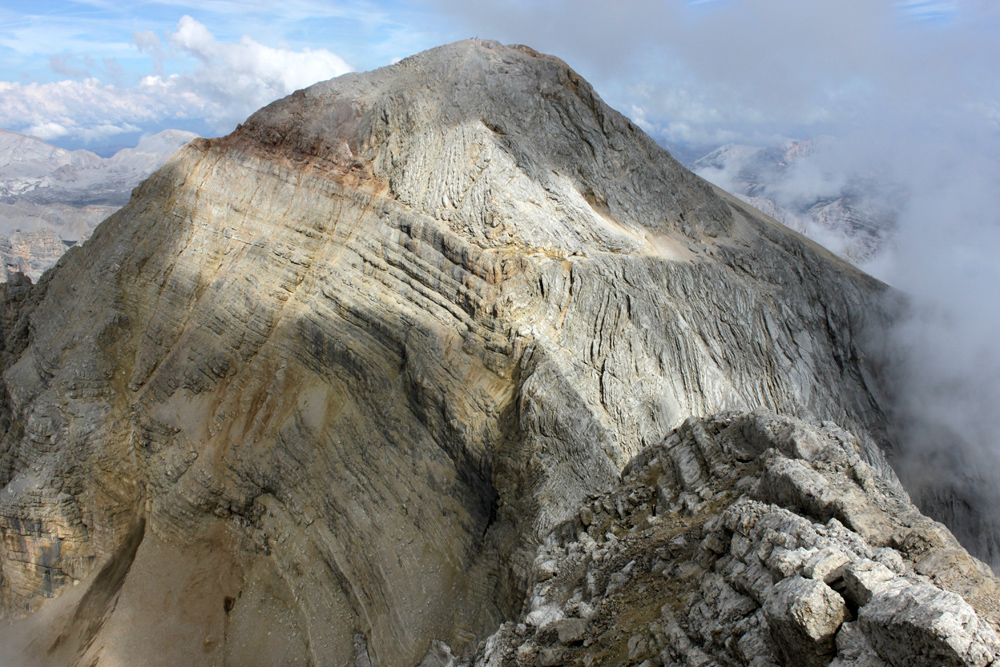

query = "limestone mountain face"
0;202;113;281
0;229;70;279
0;39;991;666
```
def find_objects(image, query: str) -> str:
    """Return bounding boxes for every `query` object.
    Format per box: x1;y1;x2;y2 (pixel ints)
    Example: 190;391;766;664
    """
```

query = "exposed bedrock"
0;39;974;666
474;413;1000;667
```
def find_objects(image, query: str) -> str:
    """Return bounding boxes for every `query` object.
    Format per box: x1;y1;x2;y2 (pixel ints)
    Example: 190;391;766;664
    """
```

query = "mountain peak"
212;38;733;253
0;41;995;667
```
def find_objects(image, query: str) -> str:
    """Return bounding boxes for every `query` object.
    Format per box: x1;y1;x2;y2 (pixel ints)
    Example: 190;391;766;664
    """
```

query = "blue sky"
1;0;994;153
0;0;450;149
0;0;428;82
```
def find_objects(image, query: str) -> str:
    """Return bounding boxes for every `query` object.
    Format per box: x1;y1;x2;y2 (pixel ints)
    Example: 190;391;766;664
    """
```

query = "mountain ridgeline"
0;40;996;666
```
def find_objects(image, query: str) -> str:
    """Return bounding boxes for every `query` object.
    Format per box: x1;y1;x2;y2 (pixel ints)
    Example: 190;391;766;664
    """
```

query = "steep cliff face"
0;40;981;666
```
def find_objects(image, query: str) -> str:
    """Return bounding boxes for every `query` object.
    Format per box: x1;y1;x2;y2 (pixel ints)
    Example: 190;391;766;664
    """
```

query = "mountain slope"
0;40;992;666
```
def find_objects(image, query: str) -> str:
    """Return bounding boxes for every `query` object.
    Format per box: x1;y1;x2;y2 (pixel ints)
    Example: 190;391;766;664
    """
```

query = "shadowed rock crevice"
46;516;145;662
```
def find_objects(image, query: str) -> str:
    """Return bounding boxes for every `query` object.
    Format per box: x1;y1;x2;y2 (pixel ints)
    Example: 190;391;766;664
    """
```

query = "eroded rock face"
0;229;70;281
0;39;970;666
766;576;848;667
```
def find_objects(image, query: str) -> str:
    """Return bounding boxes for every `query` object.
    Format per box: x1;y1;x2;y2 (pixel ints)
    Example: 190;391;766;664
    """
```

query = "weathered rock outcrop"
471;413;1000;667
0;39;988;666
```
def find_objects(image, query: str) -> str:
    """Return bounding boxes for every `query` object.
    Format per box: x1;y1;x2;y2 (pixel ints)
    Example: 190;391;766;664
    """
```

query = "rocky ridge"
462;413;1000;667
0;40;992;666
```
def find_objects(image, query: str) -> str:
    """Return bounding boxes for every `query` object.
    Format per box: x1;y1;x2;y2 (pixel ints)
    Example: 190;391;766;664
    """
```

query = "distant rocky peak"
687;136;899;266
0;128;198;281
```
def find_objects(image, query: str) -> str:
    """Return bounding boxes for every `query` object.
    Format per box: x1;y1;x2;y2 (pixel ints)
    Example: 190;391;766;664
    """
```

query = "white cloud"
132;29;163;55
0;78;162;129
0;16;353;143
77;122;143;142
25;121;69;141
0;76;184;145
159;15;352;129
48;54;89;79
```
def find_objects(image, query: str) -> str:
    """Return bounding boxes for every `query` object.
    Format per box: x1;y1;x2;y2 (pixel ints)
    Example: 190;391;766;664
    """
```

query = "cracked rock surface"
470;413;1000;667
0;40;986;666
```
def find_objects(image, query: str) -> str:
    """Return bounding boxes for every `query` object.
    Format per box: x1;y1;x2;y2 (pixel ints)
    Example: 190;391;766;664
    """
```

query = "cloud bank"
0;16;352;143
156;15;352;129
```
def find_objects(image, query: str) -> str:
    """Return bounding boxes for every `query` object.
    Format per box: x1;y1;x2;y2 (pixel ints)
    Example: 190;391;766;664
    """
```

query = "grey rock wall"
471;413;1000;667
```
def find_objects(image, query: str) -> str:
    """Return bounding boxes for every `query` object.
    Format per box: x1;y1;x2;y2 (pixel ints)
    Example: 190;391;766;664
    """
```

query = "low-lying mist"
878;131;1000;570
705;105;1000;570
757;111;1000;569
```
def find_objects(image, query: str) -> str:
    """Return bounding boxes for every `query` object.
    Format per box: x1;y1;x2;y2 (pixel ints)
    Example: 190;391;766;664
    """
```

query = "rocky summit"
0;39;995;667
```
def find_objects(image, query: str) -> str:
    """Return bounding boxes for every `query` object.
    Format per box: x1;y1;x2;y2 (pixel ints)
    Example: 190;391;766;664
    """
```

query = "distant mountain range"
0;128;198;280
684;139;905;266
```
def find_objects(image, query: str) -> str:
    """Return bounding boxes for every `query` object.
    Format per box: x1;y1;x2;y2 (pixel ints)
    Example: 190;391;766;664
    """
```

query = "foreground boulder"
472;413;1000;667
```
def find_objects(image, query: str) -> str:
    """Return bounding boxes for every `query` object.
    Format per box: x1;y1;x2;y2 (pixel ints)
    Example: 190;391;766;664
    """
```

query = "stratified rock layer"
0;40;985;667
